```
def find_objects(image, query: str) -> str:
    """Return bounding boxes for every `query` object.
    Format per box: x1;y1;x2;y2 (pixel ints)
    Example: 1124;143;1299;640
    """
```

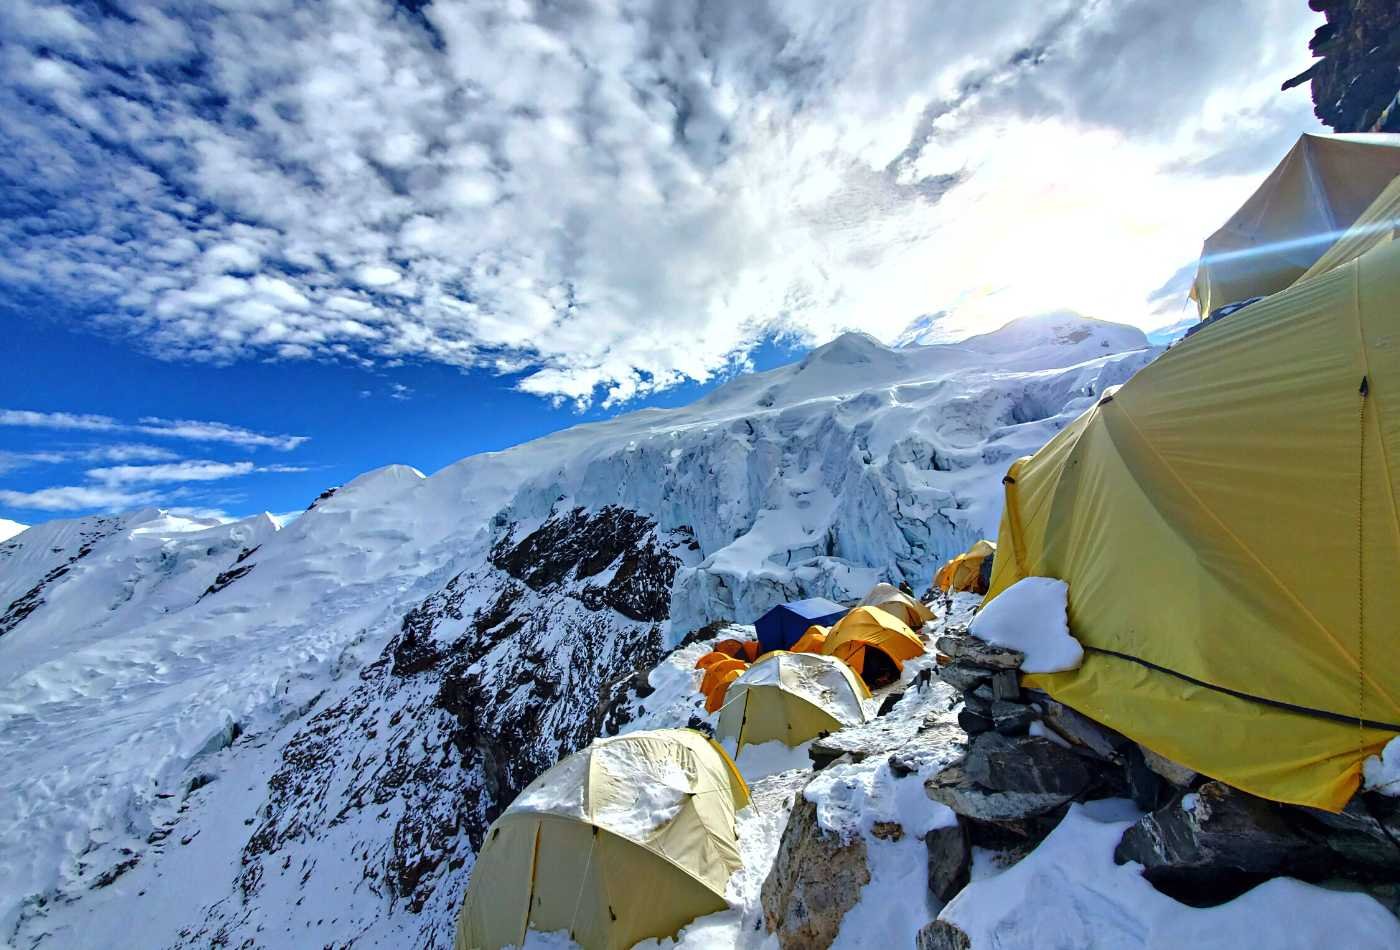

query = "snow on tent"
753;597;849;655
1190;132;1400;318
934;540;997;595
985;219;1400;811
454;729;749;950
818;606;924;687
857;582;935;629
716;651;870;754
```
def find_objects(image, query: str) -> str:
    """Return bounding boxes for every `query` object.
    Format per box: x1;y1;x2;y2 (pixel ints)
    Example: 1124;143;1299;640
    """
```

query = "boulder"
964;732;1093;798
990;700;1036;736
1114;782;1325;904
990;669;1020;701
926;764;1076;823
1302;796;1400;875
957;708;994;736
761;795;870;948
925;819;971;903
1028;692;1127;762
915;919;972;950
1125;745;1170;811
936;660;993;693
935;634;1024;671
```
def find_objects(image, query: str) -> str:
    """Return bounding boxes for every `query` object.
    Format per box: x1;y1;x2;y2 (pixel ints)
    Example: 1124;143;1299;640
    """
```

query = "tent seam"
1104;385;1400;717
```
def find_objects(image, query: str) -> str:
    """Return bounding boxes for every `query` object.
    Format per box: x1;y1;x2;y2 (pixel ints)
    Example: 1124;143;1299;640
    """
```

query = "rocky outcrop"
925;820;971;904
916;920;973;950
761;794;870;949
1285;0;1400;132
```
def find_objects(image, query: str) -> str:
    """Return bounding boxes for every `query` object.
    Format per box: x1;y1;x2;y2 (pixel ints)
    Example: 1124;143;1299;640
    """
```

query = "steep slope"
0;315;1158;948
0;519;26;543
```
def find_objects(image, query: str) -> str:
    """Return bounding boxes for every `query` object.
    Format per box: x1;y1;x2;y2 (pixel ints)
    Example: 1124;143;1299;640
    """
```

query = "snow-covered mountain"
0;314;1156;948
0;519;27;543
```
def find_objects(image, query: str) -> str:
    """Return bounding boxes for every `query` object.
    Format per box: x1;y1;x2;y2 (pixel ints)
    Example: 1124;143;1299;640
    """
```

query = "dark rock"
935;660;992;693
877;691;905;717
1288;0;1400;133
762;796;869;948
1115;782;1327;905
1125;745;1170;811
1301;795;1400;875
964;732;1093;798
962;685;995;715
935;634;1023;671
1028;691;1128;762
915;920;972;950
990;700;1036;736
957;708;994;736
925;820;971;903
990;669;1020;702
926;764;1075;822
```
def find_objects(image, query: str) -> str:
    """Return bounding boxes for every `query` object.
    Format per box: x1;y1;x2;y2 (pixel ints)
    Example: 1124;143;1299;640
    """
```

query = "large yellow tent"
934;540;997;594
1190;133;1400;317
819;606;924;685
858;582;936;628
986;233;1400;812
454;729;749;950
716;651;870;753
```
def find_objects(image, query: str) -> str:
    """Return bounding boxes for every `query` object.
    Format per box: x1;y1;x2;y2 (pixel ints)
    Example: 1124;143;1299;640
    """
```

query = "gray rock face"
935;660;992;693
936;634;1024;670
761;796;870;949
991;700;1036;735
1028;691;1128;762
1302;797;1400;875
915;919;972;950
964;732;1093;798
926;764;1075;822
926;820;971;903
1114;782;1325;899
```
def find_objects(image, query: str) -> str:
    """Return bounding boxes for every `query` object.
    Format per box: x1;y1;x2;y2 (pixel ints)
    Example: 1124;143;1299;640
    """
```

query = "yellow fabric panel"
700;658;746;695
455;817;538;950
789;627;827;654
1295;174;1400;286
719;686;844;750
935;540;997;592
1191;133;1400;316
987;238;1400;810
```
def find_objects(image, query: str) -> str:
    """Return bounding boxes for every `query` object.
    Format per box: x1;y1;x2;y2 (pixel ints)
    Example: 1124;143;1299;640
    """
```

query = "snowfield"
0;314;1159;947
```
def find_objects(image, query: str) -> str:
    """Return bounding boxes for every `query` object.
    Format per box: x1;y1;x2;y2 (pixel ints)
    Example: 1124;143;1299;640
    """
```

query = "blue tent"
754;598;849;654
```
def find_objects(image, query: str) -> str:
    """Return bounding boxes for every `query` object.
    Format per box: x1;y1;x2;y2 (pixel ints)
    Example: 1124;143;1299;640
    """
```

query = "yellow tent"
986;235;1400;812
788;627;828;654
819;606;925;686
934;540;997;594
454;729;749;950
1190;133;1400;317
858;582;935;628
716;651;871;753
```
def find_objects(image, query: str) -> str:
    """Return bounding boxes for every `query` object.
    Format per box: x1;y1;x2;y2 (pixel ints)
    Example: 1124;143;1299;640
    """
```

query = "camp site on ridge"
6;5;1400;949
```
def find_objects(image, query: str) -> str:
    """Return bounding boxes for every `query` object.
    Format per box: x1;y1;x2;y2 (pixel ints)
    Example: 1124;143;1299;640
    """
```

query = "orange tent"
701;658;748;696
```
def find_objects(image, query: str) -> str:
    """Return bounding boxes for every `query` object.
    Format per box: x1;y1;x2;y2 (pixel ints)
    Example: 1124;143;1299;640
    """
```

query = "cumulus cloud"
0;409;307;450
0;0;1322;405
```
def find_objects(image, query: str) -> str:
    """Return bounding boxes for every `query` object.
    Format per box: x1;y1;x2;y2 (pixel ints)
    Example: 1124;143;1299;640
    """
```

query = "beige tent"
1191;133;1400;317
454;729;749;950
716;651;870;753
858;582;935;629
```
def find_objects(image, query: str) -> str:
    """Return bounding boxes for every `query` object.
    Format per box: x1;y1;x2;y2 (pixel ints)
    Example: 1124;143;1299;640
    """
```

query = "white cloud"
0;485;162;512
87;459;309;485
0;0;1324;405
0;409;308;450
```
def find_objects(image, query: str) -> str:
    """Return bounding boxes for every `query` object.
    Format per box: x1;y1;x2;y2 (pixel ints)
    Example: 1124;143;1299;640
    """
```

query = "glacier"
0;313;1157;948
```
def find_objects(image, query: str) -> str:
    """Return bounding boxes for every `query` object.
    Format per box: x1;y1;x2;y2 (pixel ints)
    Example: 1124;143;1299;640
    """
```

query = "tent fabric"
858;582;935;628
716;652;870;753
985;236;1400;811
1190;133;1400;317
819;606;924;682
788;627;828;654
934;540;997;594
1294;173;1400;287
704;668;744;713
694;651;730;670
754;598;850;654
700;658;748;697
455;729;748;950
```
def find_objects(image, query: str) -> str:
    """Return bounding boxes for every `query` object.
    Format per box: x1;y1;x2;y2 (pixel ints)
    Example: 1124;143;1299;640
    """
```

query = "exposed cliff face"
1286;0;1400;132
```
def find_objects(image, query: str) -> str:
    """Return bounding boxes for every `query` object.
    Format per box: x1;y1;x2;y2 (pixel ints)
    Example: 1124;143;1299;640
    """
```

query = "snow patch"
970;576;1083;673
1362;736;1400;796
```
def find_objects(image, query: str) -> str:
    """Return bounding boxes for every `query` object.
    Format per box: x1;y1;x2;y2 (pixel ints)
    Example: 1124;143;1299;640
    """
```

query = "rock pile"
916;626;1400;945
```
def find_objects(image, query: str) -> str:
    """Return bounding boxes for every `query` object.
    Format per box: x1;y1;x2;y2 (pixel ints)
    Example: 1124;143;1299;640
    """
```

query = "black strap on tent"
1084;645;1400;733
1357;375;1369;748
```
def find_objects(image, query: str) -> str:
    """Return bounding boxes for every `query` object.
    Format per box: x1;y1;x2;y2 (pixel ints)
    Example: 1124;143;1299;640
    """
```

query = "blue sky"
2;0;1325;525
